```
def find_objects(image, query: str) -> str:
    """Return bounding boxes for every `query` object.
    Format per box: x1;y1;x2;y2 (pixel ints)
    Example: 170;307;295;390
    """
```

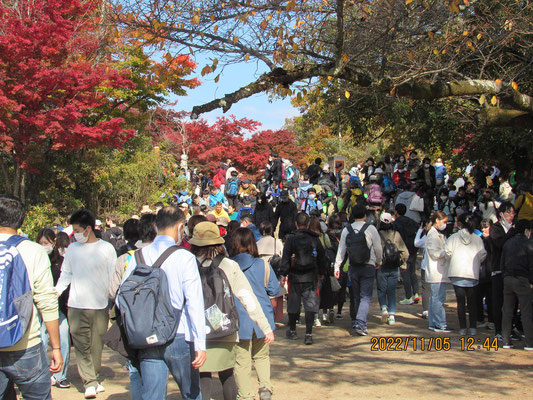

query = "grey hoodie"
395;191;421;223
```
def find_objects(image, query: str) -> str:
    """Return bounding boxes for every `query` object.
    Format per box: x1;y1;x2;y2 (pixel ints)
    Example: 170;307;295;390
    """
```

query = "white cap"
95;219;102;226
380;212;393;224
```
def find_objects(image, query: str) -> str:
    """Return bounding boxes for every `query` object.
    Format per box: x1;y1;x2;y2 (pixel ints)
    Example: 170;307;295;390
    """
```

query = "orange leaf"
405;0;413;4
495;79;502;85
511;81;518;90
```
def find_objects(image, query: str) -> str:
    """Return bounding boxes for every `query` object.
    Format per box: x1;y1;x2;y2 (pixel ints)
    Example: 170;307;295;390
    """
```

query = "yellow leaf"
463;0;470;5
191;14;200;25
328;76;333;81
467;41;475;50
405;0;413;4
266;15;272;21
511;81;518;90
214;74;220;83
244;54;250;61
478;94;486;105
433;49;439;55
477;33;482;40
292;42;298;51
345;91;350;99
428;32;435;39
463;30;468;36
491;96;498;106
233;36;238;44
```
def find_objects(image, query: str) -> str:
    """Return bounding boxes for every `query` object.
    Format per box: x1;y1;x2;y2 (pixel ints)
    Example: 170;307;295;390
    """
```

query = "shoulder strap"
4;235;28;248
346;224;356;236
360;223;370;234
135;245;182;269
210;254;225;269
263;259;270;287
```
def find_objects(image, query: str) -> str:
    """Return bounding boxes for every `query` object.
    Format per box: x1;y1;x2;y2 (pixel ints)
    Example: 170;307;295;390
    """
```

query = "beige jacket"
199;256;272;342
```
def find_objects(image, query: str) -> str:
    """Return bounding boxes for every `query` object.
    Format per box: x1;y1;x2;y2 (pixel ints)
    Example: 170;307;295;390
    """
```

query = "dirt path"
48;288;532;400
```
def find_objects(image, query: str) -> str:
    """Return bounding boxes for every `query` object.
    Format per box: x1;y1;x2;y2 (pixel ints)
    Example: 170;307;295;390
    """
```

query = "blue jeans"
377;269;399;315
429;283;447;329
41;311;70;382
126;360;143;400
0;344;52;400
349;265;375;329
139;333;201;400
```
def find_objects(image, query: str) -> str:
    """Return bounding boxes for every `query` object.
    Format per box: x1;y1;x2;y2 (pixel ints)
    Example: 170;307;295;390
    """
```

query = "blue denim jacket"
230;253;281;340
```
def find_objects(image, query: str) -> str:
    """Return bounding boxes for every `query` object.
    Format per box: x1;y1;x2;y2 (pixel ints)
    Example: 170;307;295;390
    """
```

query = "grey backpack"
118;246;182;349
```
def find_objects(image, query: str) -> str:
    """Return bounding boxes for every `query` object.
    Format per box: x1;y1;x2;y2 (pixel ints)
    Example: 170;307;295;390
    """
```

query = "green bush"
21;203;61;240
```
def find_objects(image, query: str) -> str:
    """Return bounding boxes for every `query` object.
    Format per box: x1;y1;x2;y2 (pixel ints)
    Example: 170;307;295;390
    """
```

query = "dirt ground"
37;286;533;400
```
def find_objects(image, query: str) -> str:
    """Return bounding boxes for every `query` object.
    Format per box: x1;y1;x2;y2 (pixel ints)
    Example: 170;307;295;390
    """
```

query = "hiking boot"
286;329;298;340
381;307;389;324
57;379;71;388
387;315;395;325
400;297;414;305
304;334;313;345
259;387;272;400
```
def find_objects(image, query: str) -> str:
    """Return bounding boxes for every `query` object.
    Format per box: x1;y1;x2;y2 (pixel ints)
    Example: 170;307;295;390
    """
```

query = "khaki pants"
234;333;272;400
68;308;109;389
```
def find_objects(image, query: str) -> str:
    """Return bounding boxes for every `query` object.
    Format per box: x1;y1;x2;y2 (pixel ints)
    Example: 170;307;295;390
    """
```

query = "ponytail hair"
428;210;447;231
457;213;475;234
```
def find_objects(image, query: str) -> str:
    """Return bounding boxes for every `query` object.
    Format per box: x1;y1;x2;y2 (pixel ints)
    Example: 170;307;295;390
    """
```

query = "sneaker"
85;386;97;399
399;297;414;305
495;333;504;342
351;320;357;329
421;310;428;319
295;319;301;326
428;326;436;331
511;331;522;341
258;387;272;400
524;346;533;351
286;329;298;340
304;334;313;345
469;328;477;336
487;322;495;330
328;309;335;323
381;307;389;324
96;383;105;393
387;315;395;325
355;327;368;336
314;318;322;327
502;342;514;349
51;376;57;386
413;293;420;303
477;321;488;329
336;313;343;319
57;379;71;388
458;328;467;336
433;326;452;333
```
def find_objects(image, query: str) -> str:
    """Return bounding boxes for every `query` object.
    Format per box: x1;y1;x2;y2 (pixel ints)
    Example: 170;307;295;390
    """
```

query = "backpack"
321;234;337;275
107;228;126;252
267;239;283;277
290;166;300;182
198;255;240;340
226;178;240;196
0;236;33;348
381;232;402;270
345;224;371;266
382;175;397;194
117;246;181;349
368;184;383;204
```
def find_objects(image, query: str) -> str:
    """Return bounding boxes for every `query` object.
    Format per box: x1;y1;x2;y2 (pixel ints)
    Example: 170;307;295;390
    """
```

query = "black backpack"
118;246;181;349
381;232;402;270
345;223;371;266
198;255;240;340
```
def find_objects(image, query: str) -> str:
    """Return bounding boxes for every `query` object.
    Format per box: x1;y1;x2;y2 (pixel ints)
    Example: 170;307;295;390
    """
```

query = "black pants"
453;285;477;330
401;252;419;299
491;274;504;334
475;279;493;323
502;276;533;347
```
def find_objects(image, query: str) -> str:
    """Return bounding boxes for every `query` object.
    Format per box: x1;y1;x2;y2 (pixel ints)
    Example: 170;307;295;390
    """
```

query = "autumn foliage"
0;0;135;172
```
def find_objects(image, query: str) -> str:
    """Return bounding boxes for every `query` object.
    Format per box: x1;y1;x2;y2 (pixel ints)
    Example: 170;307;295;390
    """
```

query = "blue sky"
173;56;300;131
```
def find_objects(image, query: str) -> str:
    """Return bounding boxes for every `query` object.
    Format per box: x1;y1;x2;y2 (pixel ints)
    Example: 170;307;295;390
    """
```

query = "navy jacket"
231;253;281;340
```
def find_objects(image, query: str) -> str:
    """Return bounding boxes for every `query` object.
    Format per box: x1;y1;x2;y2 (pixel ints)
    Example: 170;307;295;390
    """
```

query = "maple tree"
114;0;533;128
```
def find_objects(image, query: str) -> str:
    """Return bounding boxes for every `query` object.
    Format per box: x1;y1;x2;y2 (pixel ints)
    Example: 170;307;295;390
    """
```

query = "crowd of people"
1;150;532;400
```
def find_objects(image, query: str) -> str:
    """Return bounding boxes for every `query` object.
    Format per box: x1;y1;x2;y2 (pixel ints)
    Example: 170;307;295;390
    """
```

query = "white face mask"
440;196;447;201
43;245;54;255
424;163;430;168
74;230;88;244
309;194;316;200
501;219;512;230
437;223;447;231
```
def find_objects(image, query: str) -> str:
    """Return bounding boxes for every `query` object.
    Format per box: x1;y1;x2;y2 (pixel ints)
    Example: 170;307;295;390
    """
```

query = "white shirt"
56;239;117;309
119;235;206;351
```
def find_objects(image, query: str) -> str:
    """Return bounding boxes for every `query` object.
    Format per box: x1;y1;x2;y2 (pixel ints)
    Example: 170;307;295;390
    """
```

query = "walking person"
55;209;117;398
425;211;452;333
36;228;71;389
190;222;274;400
334;204;383;336
445;213;487;335
230;228;281;400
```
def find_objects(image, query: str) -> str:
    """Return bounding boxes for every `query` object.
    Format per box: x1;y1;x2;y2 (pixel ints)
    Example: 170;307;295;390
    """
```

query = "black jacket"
273;200;298;239
416;165;436;188
253;203;274;227
271;158;283;183
306;163;322;184
392;215;419;255
280;229;327;283
500;234;533;283
487;222;516;274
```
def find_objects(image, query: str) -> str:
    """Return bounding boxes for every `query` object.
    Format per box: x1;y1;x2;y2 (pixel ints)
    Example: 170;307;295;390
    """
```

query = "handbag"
330;276;341;292
268;238;283;276
409;194;424;212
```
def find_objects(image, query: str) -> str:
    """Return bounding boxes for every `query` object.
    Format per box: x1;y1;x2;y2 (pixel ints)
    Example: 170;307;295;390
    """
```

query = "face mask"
309;194;316;200
74;230;88;244
424;163;430;168
437;224;447;231
58;248;66;257
501;219;512;230
43;245;54;255
440;196;447;202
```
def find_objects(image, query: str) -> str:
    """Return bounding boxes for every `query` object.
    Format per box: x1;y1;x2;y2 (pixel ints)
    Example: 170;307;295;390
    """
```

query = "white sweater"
424;228;449;283
56;239;117;309
445;229;487;281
